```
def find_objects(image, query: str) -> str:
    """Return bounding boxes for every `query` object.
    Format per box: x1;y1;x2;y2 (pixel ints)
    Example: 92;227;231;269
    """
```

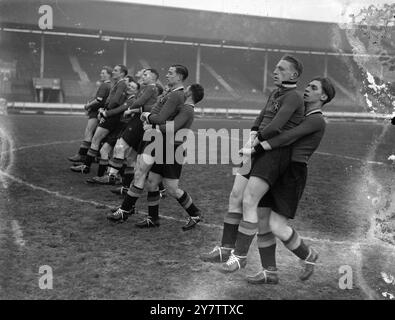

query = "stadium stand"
1;0;391;112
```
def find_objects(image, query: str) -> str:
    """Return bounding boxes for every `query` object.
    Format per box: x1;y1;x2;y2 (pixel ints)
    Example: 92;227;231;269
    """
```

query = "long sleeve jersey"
107;94;136;118
104;78;128;112
85;80;111;112
266;110;326;164
129;83;159;113
148;87;185;125
158;103;195;144
251;86;304;141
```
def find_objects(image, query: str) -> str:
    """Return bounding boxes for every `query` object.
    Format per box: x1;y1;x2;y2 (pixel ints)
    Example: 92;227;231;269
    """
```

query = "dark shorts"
258;162;308;219
103;122;127;147
99;116;121;132
121;116;144;151
243;147;291;188
88;110;98;119
149;140;185;180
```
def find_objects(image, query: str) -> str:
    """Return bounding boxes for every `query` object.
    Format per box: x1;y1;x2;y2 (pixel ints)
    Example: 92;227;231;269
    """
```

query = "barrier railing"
3;101;392;121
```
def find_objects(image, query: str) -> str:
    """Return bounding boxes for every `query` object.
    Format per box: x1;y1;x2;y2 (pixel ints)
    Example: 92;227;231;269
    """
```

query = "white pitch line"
0;138;392;249
0;139;80;155
1;168;393;251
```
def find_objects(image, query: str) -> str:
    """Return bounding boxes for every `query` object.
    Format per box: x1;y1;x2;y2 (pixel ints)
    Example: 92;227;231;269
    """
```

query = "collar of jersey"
171;86;184;92
280;82;297;89
104;80;111;83
305;108;322;116
185;103;195;108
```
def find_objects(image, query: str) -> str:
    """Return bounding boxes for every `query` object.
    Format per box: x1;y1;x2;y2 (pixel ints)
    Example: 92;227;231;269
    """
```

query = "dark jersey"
104;78;128;112
158;103;194;133
266;110;326;163
252;86;304;141
86;80;111;113
95;80;111;107
130;83;159;113
114;94;137;121
149;87;185;124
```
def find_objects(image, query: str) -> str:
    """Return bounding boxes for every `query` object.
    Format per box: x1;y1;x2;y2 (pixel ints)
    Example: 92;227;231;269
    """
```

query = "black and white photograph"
0;0;394;305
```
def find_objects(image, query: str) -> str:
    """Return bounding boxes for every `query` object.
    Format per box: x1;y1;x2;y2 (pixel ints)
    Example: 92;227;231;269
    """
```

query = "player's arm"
158;107;193;133
256;93;304;141
85;84;108;112
255;115;325;153
144;92;182;124
105;100;130;117
130;86;155;112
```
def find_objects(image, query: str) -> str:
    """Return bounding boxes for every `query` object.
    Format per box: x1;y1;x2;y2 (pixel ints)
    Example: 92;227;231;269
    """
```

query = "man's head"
186;84;204;104
304;77;336;106
166;64;188;87
273;55;303;87
112;64;128;80
141;68;159;85
100;66;112;81
125;75;140;95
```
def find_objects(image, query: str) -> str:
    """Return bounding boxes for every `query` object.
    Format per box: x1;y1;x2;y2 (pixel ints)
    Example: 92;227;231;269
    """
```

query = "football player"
200;55;305;272
133;83;204;230
91;69;160;185
68;66;112;163
71;64;128;174
245;77;335;284
86;75;140;181
106;64;189;222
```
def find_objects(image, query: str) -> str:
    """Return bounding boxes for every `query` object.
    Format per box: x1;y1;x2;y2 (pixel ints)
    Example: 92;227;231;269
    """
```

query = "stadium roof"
0;0;362;53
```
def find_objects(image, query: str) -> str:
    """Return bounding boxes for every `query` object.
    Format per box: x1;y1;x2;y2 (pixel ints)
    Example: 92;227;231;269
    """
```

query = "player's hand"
140;112;151;123
239;147;255;156
252;137;260;147
99;110;107;119
143;123;153;131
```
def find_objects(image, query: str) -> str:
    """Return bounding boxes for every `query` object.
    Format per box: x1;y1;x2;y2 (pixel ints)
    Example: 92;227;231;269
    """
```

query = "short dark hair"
312;76;336;105
156;83;164;95
171;64;188;81
281;55;303;78
145;68;159;80
116;64;128;77
189;83;204;104
125;75;135;83
101;66;113;76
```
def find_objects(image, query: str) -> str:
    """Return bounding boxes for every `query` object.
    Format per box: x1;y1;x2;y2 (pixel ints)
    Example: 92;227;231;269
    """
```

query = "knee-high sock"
282;228;310;260
108;157;124;175
221;211;242;248
122;166;134;187
257;232;277;269
85;148;99;167
121;185;144;211
234;220;258;256
97;158;108;177
176;191;200;217
78;141;91;156
147;191;160;220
